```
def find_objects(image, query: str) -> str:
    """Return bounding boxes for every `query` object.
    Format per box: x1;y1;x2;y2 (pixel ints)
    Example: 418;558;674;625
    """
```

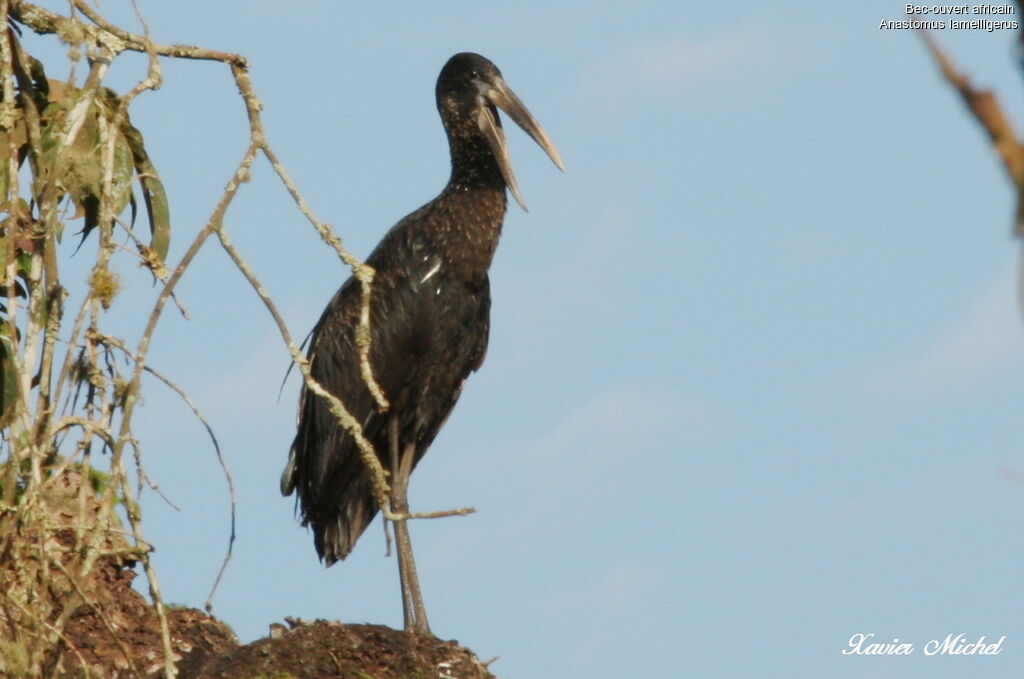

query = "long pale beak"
476;79;564;211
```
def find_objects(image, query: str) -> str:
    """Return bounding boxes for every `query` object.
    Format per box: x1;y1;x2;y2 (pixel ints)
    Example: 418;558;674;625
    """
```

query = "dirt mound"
195;620;496;679
46;554;236;678
55;560;495;678
0;469;237;678
0;471;494;678
55;559;495;679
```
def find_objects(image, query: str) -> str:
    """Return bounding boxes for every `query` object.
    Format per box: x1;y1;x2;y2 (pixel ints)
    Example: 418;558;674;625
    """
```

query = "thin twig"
395;507;476;521
96;330;235;609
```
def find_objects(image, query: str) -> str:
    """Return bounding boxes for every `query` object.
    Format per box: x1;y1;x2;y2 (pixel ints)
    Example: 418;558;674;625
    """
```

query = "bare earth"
58;555;496;678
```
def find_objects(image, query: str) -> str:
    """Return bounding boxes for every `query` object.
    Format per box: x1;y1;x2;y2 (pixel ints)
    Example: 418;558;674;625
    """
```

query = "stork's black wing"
283;220;491;564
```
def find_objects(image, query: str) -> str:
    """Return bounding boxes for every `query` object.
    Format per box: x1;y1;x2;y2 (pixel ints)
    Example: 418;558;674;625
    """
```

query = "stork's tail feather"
314;519;356;566
280;447;297;496
310;476;380;566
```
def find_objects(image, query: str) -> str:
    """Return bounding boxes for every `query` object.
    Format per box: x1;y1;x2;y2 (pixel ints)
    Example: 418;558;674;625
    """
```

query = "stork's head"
436;52;564;210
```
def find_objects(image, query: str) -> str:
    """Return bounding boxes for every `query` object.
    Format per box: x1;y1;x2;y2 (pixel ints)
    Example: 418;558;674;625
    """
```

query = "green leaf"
15;250;31;279
30;283;50;331
0;132;8;204
0;328;18;427
25;56;50;104
0;121;29;204
121;121;170;261
111;131;134;216
27;80;171;260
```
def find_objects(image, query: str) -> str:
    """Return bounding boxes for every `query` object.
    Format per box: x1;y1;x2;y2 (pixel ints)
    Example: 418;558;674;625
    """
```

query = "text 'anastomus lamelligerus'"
281;52;563;635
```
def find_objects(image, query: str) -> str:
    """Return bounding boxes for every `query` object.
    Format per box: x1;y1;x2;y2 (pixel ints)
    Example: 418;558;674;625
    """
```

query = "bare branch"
919;29;1024;234
213;222;393;512
260;144;390;412
11;0;247;66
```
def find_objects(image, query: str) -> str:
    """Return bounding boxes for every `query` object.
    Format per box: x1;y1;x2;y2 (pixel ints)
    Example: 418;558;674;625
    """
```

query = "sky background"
19;2;1024;677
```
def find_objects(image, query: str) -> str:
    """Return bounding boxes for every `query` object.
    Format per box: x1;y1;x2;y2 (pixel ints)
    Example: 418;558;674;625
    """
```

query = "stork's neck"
446;130;505;192
427;180;506;284
406;113;508;283
409;138;502;284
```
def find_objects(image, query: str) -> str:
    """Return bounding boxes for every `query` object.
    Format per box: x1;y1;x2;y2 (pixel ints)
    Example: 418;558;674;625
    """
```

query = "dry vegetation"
0;2;489;677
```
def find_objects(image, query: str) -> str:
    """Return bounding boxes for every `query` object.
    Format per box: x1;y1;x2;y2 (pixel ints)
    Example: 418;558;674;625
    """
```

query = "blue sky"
23;2;1024;677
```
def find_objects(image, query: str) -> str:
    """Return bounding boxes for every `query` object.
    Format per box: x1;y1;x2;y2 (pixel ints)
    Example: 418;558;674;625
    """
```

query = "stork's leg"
388;418;431;635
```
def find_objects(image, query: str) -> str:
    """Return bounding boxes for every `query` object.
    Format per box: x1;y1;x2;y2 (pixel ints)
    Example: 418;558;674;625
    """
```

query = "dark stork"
281;52;563;635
